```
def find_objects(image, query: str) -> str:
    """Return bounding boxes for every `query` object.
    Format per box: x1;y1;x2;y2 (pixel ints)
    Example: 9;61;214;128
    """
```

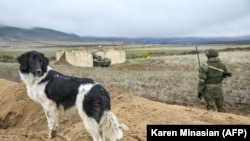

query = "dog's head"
17;51;49;76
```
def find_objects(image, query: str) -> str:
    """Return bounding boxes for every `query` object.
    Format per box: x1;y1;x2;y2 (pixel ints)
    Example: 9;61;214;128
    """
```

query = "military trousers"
203;83;226;112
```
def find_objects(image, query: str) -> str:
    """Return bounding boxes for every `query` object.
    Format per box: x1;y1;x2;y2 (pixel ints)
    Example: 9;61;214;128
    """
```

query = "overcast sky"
0;0;250;38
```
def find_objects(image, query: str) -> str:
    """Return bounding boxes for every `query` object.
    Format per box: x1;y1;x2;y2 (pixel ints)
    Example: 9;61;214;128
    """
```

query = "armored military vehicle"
93;54;111;67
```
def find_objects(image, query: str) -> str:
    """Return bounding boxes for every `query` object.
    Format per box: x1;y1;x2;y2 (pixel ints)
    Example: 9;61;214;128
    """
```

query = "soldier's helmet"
205;49;218;57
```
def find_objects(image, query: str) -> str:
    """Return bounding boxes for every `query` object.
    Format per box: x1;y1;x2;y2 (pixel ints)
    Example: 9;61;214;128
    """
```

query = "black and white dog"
17;51;128;141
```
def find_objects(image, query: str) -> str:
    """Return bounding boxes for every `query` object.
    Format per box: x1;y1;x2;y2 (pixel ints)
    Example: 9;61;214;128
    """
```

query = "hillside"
1;26;250;44
0;26;82;41
0;78;250;141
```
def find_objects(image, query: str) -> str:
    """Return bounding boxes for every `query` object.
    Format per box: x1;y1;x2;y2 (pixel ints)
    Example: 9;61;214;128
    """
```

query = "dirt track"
0;78;250;141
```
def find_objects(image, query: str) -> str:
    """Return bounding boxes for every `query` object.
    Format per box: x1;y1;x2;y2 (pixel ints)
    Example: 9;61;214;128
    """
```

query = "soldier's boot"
206;105;216;111
217;106;226;113
216;98;226;113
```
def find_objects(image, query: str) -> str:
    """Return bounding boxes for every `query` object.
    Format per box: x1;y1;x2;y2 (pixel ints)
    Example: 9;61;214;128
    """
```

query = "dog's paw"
119;124;129;130
47;130;56;138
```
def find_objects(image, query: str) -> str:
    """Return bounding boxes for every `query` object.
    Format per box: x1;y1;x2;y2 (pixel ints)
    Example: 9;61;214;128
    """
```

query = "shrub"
137;50;149;58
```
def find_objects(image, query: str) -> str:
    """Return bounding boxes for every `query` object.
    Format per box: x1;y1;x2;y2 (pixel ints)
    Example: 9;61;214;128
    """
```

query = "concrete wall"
95;49;126;65
56;49;126;67
56;49;93;67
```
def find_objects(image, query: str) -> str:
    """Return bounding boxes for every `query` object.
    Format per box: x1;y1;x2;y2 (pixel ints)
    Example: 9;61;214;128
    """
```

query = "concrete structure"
56;48;126;67
56;49;93;67
95;49;126;65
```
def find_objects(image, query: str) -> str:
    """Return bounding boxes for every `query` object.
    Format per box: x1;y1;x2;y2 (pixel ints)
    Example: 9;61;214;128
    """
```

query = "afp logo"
222;129;247;139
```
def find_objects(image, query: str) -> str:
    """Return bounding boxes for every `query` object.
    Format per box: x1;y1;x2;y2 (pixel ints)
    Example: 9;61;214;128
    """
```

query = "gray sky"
0;0;250;37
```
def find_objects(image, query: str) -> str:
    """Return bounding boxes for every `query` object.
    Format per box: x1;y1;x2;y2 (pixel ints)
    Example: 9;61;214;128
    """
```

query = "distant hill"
0;26;250;44
123;36;250;44
0;26;82;42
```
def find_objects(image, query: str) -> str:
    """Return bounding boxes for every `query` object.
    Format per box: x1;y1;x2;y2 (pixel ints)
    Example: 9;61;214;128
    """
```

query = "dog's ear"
17;53;28;72
42;55;49;72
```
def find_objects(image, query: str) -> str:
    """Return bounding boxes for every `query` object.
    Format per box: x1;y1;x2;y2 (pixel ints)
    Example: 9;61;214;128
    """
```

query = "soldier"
197;49;231;112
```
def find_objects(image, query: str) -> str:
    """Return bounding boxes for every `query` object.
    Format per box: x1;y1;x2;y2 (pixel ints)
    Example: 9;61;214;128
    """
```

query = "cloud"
0;0;249;37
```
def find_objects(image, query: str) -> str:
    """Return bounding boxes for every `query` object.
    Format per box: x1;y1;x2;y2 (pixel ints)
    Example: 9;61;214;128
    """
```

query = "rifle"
195;46;201;72
195;47;232;79
204;63;232;78
195;46;204;99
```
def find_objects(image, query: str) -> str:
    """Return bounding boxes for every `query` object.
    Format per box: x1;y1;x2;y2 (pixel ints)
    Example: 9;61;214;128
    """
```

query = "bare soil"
0;78;250;141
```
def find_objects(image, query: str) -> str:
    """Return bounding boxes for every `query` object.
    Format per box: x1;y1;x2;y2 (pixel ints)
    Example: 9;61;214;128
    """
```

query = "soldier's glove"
198;93;203;99
223;72;232;78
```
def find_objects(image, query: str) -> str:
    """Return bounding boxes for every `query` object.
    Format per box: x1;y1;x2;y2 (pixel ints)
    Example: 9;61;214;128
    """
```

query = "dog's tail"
100;111;128;141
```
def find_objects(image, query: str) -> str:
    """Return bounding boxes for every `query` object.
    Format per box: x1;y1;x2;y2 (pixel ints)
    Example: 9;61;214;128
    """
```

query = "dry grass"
49;50;250;115
0;44;249;116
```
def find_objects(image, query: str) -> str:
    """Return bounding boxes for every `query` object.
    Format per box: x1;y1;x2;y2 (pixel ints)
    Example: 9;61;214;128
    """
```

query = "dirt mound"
0;79;250;141
54;53;72;66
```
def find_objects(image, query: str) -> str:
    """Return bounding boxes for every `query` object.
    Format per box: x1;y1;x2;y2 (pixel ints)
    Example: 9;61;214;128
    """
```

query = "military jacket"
198;57;228;93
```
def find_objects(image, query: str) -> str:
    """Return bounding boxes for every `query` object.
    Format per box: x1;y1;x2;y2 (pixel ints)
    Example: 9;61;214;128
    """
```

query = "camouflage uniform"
198;49;230;112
